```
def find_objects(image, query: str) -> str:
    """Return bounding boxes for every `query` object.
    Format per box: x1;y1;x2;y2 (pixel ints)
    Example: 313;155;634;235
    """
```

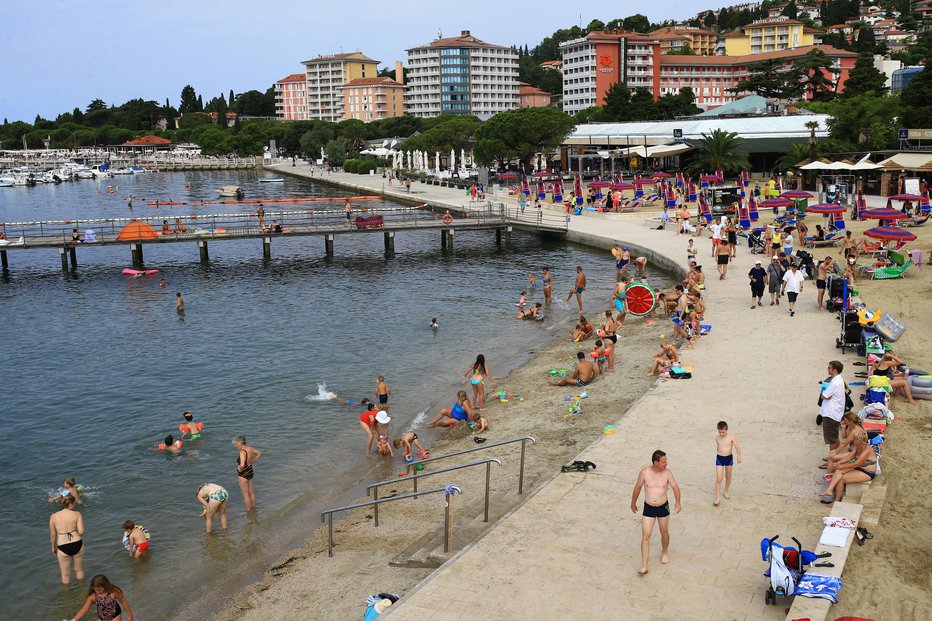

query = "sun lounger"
902;214;930;228
870;260;913;280
805;234;840;248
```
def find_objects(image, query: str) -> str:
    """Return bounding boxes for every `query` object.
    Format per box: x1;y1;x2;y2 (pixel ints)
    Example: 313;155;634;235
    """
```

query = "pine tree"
197;94;203;111
843;52;888;97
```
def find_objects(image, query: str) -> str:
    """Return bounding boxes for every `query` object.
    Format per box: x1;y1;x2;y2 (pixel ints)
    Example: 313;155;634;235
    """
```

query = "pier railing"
405;436;536;494
367;458;501;526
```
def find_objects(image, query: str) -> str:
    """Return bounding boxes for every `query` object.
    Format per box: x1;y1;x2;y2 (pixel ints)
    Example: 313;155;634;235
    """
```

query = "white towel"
819;526;850;548
823;517;857;529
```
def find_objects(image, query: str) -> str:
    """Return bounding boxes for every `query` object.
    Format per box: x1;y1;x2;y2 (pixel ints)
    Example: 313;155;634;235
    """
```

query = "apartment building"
560;30;660;115
658;45;856;109
337;77;406;122
301;52;380;121
518;83;552;108
405;30;519;119
649;26;718;56
723;17;820;55
274;73;309;121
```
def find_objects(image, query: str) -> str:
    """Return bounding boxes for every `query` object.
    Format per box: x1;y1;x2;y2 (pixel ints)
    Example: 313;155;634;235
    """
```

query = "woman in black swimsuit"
820;428;877;504
49;495;84;584
872;353;917;404
233;435;262;512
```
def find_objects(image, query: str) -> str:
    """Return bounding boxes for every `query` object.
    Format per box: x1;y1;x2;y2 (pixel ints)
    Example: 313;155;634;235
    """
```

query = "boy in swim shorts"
122;521;150;558
375;376;391;410
714;421;742;506
393;432;429;460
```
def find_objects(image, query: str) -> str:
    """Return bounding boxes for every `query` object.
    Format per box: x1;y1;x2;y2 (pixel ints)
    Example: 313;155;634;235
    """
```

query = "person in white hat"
748;259;767;308
374;410;393;457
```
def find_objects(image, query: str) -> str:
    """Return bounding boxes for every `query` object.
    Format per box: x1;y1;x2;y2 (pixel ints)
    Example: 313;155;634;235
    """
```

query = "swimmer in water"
179;411;205;440
176;292;184;312
375;375;392;410
518;302;543;319
428;390;473;427
541;267;553;304
157;435;182;453
49;477;83;504
429;318;439;329
159;278;166;287
515;291;527;311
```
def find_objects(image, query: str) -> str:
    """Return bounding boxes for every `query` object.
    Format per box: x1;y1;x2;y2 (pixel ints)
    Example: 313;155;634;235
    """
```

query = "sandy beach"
216;167;931;620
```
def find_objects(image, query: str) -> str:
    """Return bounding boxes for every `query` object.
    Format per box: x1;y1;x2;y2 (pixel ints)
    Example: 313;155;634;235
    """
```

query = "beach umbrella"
738;202;750;230
574;175;583;205
863;226;917;242
461;148;466;169
435;151;440;174
553;178;564;202
853;192;866;220
688;181;697;202
624;282;656;316
748;195;759;222
887;194;922;202
531;171;550;178
833;210;846;230
652;172;672;179
860;208;908;221
498;172;519;179
676;171;685;188
522;178;530;197
759;197;793;207
450;149;456;172
780;190;813;198
921;192;931;214
698;195;712;223
806;203;847;214
633;178;658;185
666;184;676;208
611;182;634;190
740;170;749;187
537;179;545;200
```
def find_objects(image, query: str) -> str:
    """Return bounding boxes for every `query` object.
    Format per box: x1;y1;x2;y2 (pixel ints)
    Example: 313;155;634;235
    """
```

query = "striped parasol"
780;190;813;198
748;195;759;221
863;226;917;242
806;203;847;214
574;175;583;205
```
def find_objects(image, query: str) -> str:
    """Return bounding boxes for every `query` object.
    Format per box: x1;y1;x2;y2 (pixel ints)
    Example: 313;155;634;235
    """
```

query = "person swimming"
429;318;439;329
179;411;205;440
158;435;182;452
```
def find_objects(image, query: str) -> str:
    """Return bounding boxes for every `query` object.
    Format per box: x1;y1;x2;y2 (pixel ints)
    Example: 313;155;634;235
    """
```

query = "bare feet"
723;492;731;500
661;554;669;564
713;498;720;506
638;567;649;575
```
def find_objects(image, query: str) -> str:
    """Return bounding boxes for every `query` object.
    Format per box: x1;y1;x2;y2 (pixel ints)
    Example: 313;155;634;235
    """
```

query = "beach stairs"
389;490;517;569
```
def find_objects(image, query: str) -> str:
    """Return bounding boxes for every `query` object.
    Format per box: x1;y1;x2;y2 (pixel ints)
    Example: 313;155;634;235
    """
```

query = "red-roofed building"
539;60;563;73
119;135;172;153
274;73;308;120
518;83;552;108
337;77;406;121
649;26;718;56
301;52;380;121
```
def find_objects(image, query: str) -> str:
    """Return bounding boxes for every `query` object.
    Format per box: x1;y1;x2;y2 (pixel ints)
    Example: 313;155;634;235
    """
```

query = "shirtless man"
256;203;266;231
816;257;834;310
565;266;587;315
616;247;632;276
344;200;353;226
839;230;860;260
630;450;682;575
634;256;648;279
548;352;597;387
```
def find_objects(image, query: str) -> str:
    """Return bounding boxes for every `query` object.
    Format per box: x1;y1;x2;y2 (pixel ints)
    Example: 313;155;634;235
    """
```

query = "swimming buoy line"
146;196;382;207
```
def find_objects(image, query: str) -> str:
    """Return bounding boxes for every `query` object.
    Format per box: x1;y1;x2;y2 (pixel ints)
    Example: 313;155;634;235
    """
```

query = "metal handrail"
367;458;500;526
406;436;536;494
319;485;459;557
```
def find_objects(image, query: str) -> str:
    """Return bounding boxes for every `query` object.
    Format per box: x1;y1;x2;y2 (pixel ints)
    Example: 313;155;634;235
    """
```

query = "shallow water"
0;171;679;619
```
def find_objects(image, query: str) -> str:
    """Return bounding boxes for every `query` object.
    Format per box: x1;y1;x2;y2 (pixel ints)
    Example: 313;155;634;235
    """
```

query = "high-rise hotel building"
300;52;380;121
405;30;519;119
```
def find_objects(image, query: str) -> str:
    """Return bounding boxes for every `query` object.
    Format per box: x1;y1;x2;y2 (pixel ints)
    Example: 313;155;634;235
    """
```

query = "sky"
2;0;717;123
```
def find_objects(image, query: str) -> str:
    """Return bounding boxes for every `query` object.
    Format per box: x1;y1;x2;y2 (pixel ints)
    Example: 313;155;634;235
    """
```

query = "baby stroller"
836;310;862;352
747;229;765;254
825;275;849;312
795;250;815;279
761;535;812;605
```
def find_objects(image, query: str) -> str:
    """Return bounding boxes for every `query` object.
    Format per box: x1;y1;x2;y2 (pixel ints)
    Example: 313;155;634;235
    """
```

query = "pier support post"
198;240;209;263
505;226;513;245
441;229;453;250
263;236;271;260
325;234;334;256
59;247;69;271
384;231;395;253
1;250;8;270
496;229;502;245
130;243;144;266
68;246;77;269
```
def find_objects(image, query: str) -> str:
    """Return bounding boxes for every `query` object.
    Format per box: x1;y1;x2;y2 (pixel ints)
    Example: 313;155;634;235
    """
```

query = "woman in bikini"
233;435;262;513
541;267;553;304
462;354;492;412
196;483;229;534
821;428;876;504
70;574;134;621
600;309;619;370
49;495;84;584
872;353;918;404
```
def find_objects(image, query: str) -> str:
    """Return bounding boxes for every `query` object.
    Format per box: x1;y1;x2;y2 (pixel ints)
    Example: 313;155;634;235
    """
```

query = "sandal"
814;561;835;568
857;527;873;540
473;437;487;444
815;552;832;559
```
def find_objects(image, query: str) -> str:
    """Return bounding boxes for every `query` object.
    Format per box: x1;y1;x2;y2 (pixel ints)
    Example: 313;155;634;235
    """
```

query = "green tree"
665;43;695;55
472;137;513;170
623;14;651;33
795;49;839;102
323;138;347;166
853;25;877;54
843;52;888;98
233;89;275;116
900;68;932;129
573;106;606;123
86;99;107;113
601;83;631;120
586;19;605;32
404;116;481;154
775;142;816;173
177;112;213;129
729;58;802;99
472;107;575;172
686;129;750;175
805;94;900;150
781;0;798;18
179;85;199;114
229;89;236;108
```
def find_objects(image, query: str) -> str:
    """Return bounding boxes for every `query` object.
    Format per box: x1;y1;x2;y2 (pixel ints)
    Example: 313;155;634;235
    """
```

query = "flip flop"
473;437;487;444
818;464;828;469
857;527;873;539
820;498;834;504
852;361;866;366
814;561;835;568
815;552;832;558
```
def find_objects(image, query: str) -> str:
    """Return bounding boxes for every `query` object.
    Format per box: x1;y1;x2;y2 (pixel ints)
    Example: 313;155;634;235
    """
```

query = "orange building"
274;73;308;120
518;82;552;108
649;26;718;56
337;77;406;122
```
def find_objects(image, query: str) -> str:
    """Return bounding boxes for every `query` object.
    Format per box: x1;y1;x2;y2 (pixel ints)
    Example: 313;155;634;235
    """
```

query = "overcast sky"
2;0;718;123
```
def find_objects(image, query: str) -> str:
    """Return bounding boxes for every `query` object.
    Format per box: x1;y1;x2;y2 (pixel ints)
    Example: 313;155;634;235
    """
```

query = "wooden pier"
0;203;568;271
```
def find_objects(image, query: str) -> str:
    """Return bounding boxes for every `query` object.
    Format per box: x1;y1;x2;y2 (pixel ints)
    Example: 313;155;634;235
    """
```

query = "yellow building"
649;26;718;56
723;17;819;56
301;52;380;121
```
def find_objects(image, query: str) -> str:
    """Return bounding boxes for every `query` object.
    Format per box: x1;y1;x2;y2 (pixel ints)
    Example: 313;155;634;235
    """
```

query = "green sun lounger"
870;260;913;280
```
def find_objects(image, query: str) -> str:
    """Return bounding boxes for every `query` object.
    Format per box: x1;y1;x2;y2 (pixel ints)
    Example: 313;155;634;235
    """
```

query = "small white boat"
258;177;284;183
0;181;13;188
218;185;244;198
111;168;134;175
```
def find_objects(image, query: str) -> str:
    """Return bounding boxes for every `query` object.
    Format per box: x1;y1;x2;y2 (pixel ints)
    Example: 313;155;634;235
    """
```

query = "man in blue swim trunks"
564;266;587;316
631;450;682;575
548;352;597;387
616;246;631;277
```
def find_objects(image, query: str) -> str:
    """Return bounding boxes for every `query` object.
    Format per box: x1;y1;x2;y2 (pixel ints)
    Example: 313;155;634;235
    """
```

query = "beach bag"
867;375;891;389
669;367;692;379
864;388;888;406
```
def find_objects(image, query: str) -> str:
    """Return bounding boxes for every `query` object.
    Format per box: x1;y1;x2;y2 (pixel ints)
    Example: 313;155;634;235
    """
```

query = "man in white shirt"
780;262;805;317
819;361;846;453
709;222;723;257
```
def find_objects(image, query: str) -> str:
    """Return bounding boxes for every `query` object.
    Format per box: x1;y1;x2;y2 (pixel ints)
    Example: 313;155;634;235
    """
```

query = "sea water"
0;171;673;619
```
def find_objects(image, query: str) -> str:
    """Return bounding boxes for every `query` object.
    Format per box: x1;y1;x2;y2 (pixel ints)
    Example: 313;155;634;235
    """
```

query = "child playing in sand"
393;432;429;460
472;413;489;434
592;340;606;375
714;421;742;506
375;376;391;410
376;435;394;457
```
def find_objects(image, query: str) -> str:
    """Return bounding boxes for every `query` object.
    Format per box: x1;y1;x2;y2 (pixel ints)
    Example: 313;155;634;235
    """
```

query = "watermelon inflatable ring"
624;282;656;316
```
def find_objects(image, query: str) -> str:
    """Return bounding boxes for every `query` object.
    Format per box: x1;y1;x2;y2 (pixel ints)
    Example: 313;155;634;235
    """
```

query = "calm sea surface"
0;171;671;619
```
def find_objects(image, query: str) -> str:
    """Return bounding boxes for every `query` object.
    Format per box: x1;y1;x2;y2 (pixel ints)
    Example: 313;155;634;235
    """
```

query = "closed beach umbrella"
863;226;917;242
450;149;456;172
748;195;759;222
553;178;564;202
698;195;712;222
574;175;583;205
688;181;697;202
738;202;750;229
522;178;530;197
921;191;931;214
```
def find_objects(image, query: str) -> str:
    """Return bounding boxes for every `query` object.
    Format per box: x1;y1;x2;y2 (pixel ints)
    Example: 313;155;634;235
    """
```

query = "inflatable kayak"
908;374;932;400
122;268;159;276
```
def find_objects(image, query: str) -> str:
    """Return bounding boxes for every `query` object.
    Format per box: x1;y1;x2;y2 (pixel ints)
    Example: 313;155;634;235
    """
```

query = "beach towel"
819;526;851;548
794;573;842;604
823;516;857;529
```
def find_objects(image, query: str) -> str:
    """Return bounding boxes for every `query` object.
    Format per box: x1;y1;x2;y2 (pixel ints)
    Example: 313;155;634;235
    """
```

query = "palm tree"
686;129;750;175
774;143;811;173
805;120;820;163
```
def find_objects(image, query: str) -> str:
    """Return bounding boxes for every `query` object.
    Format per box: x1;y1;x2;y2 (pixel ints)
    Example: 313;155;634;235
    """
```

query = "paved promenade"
272;165;855;620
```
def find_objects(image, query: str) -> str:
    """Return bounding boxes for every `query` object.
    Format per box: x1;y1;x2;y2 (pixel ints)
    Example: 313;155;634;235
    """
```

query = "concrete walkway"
272;165;857;620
